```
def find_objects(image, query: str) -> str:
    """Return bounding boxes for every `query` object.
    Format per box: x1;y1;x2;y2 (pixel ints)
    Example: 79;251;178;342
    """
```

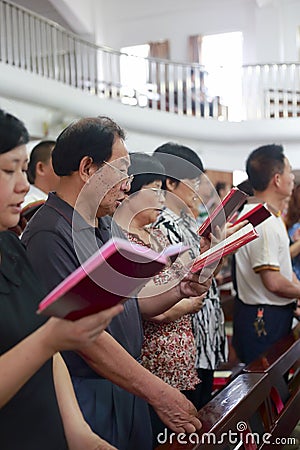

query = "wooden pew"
155;323;300;450
243;322;300;447
155;373;271;450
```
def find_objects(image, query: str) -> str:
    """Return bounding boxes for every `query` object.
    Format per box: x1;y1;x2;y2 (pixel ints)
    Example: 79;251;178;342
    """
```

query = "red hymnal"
232;203;271;228
197;187;248;238
191;223;258;273
37;237;189;320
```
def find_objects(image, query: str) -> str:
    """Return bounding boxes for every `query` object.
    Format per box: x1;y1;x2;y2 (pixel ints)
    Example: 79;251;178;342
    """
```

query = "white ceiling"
11;0;72;31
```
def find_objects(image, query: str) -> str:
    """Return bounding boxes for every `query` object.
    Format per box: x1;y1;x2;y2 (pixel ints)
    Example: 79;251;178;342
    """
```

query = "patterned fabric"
288;223;300;280
155;207;228;370
123;228;200;390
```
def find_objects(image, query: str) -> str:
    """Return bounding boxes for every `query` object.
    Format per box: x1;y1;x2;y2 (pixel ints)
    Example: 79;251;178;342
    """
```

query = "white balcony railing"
1;0;300;122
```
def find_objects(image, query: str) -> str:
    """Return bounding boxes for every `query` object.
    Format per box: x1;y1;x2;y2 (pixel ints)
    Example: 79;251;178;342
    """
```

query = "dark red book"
197;187;248;238
37;237;189;320
232;203;271;228
191;223;258;273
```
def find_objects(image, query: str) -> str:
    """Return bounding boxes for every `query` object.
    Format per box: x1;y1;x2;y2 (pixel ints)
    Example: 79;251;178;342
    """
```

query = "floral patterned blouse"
155;207;228;370
123;227;200;391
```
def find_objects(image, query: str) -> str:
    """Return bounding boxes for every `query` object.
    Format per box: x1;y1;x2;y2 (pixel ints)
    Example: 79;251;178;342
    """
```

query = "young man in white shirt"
233;144;300;364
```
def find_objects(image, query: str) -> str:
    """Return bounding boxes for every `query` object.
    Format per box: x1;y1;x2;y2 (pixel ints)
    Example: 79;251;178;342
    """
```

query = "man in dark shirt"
22;116;211;449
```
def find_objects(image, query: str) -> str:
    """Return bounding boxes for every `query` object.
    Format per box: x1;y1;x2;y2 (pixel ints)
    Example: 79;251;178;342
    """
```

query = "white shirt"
235;203;294;306
22;185;48;208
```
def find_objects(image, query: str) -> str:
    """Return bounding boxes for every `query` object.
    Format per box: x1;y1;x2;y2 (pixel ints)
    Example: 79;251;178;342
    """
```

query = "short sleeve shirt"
22;193;144;370
235;203;294;306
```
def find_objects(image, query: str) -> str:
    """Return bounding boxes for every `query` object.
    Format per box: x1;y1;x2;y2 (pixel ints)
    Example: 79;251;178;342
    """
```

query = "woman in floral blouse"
113;153;204;443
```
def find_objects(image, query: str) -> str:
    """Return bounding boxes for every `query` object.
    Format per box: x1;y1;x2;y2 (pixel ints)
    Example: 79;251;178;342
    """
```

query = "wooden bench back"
243;323;300;445
155;324;300;450
155;373;271;450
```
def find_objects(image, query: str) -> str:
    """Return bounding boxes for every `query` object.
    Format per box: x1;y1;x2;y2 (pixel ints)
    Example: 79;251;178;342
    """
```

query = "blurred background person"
285;184;300;280
23;140;60;208
215;181;231;201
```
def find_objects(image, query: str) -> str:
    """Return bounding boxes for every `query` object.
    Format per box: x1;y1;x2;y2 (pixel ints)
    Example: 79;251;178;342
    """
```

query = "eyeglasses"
148;188;166;199
102;161;134;187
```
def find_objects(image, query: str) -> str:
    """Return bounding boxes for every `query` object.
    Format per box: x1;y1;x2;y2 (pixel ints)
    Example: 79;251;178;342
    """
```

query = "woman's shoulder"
0;230;24;252
0;231;28;270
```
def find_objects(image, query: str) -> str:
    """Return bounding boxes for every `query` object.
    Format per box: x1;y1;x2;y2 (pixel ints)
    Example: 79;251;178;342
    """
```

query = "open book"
37;237;189;320
191;223;258;273
232;203;271;228
197;187;248;238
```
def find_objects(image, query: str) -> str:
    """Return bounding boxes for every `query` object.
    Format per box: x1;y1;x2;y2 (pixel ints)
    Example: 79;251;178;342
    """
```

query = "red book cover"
197;187;248;238
37;237;189;320
232;203;271;228
191;223;258;273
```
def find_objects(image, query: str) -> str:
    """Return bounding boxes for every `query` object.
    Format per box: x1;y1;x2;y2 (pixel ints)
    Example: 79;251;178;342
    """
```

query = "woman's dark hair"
0;109;29;154
285;184;300;230
246;144;285;192
128;153;165;194
153;142;204;189
52;116;126;176
27;140;56;184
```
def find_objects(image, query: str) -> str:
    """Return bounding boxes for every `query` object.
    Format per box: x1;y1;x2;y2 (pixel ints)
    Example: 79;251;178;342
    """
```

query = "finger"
182;418;202;434
97;304;124;322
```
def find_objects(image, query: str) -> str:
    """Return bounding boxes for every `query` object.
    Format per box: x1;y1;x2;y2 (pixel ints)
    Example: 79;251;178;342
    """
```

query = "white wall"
92;0;300;65
99;0;256;64
31;0;300;65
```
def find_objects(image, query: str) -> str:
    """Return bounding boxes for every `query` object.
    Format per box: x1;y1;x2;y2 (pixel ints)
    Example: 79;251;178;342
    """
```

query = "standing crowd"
1;109;299;450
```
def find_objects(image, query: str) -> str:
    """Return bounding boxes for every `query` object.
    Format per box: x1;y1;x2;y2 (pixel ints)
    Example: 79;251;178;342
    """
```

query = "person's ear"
165;178;178;192
274;173;281;188
35;161;46;177
79;156;94;183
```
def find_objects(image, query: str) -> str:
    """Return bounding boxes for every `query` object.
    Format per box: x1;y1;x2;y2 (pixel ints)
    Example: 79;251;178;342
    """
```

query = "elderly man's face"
92;138;131;218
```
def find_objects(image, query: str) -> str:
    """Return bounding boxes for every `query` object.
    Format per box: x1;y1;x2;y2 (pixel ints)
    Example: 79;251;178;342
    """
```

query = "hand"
200;236;211;254
151;384;202;434
225;220;248;238
293;228;300;242
42;304;124;354
208;220;249;246
179;272;212;298
185;295;205;314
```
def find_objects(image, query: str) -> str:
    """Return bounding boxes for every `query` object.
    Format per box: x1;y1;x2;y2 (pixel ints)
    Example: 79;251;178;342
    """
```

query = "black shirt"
22;193;143;362
0;231;67;450
21;194;150;449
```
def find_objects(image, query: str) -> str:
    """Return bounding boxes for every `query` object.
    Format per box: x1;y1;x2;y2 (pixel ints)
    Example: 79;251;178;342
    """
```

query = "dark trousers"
182;369;214;410
232;297;294;365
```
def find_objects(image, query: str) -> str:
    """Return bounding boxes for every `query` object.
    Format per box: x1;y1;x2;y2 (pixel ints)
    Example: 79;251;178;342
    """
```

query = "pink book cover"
232;203;271;228
37;237;188;320
197;187;248;238
191;223;258;273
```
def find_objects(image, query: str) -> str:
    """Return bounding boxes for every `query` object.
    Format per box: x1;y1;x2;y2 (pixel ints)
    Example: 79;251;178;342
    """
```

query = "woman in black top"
0;109;122;450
